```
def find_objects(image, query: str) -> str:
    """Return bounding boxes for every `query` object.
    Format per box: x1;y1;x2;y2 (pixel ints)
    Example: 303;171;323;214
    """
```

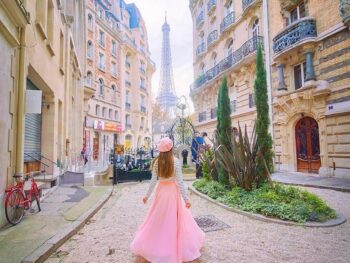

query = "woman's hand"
142;197;148;204
185;201;191;209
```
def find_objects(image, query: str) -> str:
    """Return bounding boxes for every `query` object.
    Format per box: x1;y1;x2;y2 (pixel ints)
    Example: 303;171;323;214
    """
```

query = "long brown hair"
156;148;174;178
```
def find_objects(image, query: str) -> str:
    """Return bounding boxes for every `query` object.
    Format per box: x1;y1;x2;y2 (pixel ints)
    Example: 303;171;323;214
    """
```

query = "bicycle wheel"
5;189;25;225
33;183;41;212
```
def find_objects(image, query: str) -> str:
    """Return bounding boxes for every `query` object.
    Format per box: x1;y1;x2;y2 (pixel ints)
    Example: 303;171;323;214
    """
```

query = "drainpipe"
262;0;274;141
15;26;27;177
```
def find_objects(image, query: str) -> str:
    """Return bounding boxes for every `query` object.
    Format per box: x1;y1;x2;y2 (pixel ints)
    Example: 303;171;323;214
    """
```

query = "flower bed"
193;179;337;223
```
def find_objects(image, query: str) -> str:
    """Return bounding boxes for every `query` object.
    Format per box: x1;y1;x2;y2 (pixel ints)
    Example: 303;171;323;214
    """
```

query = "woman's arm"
175;159;189;202
146;160;158;198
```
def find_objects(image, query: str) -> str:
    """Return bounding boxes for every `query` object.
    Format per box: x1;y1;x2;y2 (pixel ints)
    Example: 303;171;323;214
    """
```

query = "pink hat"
157;137;173;152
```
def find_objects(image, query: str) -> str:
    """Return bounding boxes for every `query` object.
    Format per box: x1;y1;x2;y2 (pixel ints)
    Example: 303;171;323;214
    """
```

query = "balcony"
210;107;217;119
193;36;264;90
207;30;218;47
125;102;131;110
207;0;216;14
242;0;255;11
273;17;317;55
196;11;204;28
198;111;207;122
220;12;235;33
140;106;146;113
196;42;206;57
125;80;131;87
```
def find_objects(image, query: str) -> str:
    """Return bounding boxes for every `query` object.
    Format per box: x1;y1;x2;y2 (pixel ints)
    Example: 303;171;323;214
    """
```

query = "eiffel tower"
156;14;178;117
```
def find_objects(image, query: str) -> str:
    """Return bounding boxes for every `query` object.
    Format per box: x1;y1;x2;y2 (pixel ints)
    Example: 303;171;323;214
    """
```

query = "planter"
115;169;151;183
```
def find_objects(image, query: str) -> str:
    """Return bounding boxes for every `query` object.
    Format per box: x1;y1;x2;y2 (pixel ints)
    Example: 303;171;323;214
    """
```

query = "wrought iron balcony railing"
207;0;217;13
193;36;264;90
273;17;317;54
196;42;206;56
207;30;218;47
242;0;255;11
196;11;204;27
198;111;207;122
220;12;235;33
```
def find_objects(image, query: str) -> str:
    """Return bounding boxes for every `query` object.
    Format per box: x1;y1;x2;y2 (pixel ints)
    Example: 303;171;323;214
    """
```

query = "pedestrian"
130;137;205;263
191;131;204;179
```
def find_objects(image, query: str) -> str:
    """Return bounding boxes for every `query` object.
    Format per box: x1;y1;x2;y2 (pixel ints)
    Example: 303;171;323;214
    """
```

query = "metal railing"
207;30;218;47
193;36;264;90
273;17;317;54
242;0;255;11
220;12;235;33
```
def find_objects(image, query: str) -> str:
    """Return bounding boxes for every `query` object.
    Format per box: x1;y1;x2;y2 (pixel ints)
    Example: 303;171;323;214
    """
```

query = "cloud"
131;0;194;111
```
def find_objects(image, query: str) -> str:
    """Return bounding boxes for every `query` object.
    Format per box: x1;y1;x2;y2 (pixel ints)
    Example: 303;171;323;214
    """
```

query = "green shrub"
193;179;336;223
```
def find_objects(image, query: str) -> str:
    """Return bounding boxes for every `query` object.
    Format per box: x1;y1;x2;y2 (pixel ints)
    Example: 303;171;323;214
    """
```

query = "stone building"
189;0;267;139
84;0;155;155
0;0;86;227
269;0;350;178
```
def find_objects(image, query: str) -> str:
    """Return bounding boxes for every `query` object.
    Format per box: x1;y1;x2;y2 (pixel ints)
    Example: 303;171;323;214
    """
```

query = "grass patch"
193;179;337;223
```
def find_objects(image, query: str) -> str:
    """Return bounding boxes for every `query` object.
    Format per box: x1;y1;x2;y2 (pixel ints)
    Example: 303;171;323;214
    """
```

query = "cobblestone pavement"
46;182;350;263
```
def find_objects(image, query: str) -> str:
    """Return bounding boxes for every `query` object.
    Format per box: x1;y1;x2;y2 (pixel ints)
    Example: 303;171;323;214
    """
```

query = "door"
93;137;99;160
295;117;321;173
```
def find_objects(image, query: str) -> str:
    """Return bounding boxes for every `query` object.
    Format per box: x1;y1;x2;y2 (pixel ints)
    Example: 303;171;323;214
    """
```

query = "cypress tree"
254;45;273;181
216;76;232;187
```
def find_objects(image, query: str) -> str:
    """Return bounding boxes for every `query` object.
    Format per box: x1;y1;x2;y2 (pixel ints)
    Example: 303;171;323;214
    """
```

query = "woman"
130;137;205;263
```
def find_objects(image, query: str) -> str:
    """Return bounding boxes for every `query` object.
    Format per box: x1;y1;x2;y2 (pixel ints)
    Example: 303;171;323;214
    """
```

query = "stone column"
277;64;287;90
305;49;316;81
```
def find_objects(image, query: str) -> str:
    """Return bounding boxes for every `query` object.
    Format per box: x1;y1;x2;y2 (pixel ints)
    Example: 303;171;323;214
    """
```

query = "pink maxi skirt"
130;181;205;263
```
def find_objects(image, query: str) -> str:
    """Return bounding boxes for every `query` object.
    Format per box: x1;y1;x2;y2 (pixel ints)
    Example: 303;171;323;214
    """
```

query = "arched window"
87;41;93;58
86;71;92;86
250;18;260;38
226;38;233;56
212;52;217;66
88;14;93;30
99;78;104;95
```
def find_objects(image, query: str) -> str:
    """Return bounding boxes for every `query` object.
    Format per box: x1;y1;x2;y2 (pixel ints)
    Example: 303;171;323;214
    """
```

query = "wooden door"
295;117;321;173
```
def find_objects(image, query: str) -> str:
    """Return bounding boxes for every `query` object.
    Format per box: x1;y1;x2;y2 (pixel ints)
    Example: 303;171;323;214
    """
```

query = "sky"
131;0;194;111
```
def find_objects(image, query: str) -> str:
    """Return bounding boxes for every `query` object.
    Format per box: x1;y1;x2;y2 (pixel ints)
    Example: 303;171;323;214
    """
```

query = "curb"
272;180;350;193
22;186;114;263
188;185;347;228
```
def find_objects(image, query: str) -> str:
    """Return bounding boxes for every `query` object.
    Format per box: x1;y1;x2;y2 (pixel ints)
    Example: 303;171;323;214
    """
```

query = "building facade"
189;0;265;139
0;0;86;227
269;0;350;178
84;0;155;155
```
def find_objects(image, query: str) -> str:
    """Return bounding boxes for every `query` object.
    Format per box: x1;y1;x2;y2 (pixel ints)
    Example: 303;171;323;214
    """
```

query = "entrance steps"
34;174;59;188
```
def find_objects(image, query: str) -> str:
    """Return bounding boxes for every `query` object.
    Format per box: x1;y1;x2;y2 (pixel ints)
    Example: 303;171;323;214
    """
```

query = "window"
140;117;145;128
102;107;106;117
88;14;93;30
125;54;131;68
199;31;205;44
86;71;92;86
126;114;131;126
111;84;116;92
99;78;104;95
140;61;145;72
59;31;64;69
98;30;105;47
111;62;117;77
226;39;233;56
115;110;119;120
293;62;306;90
109;109;112;119
249;94;255;108
111;40;116;55
212;52;217;66
289;1;305;24
95;105;100;116
97;7;104;19
140;95;145;107
140;77;145;89
98;53;105;69
87;41;93;58
200;63;206;75
250;18;259;38
225;0;233;16
126;90;130;103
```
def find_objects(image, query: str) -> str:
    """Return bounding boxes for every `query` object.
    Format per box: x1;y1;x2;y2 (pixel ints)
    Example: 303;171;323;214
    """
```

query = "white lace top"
146;158;189;202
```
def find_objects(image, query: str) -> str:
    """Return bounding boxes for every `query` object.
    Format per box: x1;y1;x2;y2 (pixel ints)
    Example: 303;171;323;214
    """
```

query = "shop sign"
94;120;122;132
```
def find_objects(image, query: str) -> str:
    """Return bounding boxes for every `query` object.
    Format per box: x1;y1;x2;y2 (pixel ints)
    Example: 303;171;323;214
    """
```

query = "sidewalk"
272;172;350;192
0;185;113;263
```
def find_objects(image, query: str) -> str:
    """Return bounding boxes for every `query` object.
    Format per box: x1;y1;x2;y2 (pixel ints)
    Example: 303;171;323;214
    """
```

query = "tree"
254;45;273;182
216;76;232;187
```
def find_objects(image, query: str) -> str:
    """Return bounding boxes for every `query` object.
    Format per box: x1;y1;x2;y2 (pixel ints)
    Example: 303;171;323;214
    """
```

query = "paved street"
46;182;350;263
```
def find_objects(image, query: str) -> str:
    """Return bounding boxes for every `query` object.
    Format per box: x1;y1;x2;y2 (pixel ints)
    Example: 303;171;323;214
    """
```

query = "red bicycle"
4;173;41;225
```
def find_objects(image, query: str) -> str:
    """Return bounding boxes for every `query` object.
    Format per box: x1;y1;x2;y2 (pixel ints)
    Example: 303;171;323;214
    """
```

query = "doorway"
295;117;321;173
